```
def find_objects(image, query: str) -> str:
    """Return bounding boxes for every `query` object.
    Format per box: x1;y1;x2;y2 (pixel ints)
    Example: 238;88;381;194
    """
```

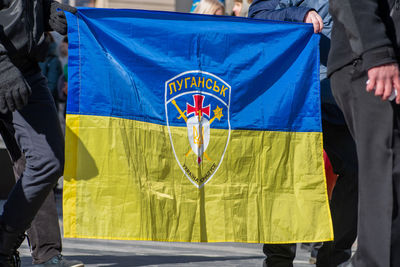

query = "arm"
43;0;77;35
330;0;400;102
249;0;311;22
249;0;323;33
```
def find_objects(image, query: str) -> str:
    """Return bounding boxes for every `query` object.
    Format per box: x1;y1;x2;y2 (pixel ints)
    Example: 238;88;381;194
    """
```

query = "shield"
165;70;231;188
187;115;210;162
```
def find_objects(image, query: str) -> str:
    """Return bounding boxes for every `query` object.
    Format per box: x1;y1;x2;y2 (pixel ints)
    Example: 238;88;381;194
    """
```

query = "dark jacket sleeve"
330;0;397;70
248;0;312;22
42;0;53;31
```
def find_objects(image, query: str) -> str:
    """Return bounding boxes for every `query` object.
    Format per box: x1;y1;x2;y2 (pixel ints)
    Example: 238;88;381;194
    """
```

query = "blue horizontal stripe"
66;8;321;132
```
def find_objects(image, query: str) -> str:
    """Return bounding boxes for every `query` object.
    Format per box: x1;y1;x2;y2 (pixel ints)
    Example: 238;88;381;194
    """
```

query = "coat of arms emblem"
165;71;231;188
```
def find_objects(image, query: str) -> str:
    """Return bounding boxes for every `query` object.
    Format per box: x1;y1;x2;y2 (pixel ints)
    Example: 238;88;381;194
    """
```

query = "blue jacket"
39;42;62;98
249;0;345;125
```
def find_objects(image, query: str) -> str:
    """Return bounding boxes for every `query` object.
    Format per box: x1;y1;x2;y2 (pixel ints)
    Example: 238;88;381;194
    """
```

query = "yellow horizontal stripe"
64;114;333;243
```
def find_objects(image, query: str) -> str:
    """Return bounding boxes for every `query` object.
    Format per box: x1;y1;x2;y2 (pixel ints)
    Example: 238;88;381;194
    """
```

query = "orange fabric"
324;150;338;200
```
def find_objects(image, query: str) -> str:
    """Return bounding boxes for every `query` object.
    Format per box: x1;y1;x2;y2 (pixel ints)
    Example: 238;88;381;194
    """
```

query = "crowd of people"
1;0;399;267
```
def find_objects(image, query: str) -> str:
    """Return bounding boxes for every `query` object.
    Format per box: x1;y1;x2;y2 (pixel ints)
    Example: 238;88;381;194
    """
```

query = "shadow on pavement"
41;255;264;266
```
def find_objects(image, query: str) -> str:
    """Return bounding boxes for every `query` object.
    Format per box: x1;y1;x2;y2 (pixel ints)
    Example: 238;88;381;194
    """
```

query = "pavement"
18;238;314;267
1;193;318;267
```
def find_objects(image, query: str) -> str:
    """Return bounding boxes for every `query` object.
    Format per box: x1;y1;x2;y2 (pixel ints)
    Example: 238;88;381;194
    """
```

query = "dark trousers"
331;62;400;267
263;243;296;267
263;119;358;267
316;121;358;267
0;71;63;263
12;155;62;264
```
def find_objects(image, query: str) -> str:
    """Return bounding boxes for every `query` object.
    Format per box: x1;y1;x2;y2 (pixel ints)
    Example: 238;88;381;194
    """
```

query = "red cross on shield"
187;95;210;118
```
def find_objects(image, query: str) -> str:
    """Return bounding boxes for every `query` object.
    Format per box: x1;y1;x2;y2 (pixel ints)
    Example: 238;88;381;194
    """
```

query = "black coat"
328;0;400;76
0;0;52;69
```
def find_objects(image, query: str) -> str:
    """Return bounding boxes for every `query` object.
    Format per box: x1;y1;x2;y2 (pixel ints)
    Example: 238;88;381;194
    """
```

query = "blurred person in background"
191;0;225;12
39;33;63;111
58;36;69;71
57;37;69;119
192;0;225;15
232;0;253;17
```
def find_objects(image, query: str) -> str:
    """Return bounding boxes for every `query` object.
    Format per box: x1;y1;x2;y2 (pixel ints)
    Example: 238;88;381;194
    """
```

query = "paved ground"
19;239;315;267
1;194;317;267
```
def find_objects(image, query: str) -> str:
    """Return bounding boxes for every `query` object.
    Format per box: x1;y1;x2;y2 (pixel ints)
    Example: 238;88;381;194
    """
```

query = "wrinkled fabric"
63;8;332;243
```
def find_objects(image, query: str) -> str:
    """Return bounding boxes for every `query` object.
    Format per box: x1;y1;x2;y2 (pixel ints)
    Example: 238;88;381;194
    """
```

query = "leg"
27;190;62;264
390;104;400;266
263;243;296;267
11;155;62;264
0;72;83;267
310;242;322;260
0;120;26;266
1;71;64;232
331;62;395;267
316;120;358;267
0;72;63;263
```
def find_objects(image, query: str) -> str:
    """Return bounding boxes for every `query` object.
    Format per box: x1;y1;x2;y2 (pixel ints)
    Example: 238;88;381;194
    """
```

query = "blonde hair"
235;0;253;3
193;0;225;15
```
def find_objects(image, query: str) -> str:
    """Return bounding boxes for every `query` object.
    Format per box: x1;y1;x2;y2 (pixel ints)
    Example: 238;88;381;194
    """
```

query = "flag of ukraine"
63;8;333;243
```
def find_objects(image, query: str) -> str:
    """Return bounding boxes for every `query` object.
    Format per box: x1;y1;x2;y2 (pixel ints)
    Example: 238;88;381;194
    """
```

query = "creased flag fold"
63;8;333;243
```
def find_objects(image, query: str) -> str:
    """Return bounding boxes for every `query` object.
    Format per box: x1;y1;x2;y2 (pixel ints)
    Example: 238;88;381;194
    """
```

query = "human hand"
304;10;323;33
49;1;77;35
366;63;400;104
0;55;31;113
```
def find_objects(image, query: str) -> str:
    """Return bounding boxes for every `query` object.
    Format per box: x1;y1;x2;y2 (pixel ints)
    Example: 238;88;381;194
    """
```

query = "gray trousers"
13;155;62;264
0;70;64;263
331;61;400;267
